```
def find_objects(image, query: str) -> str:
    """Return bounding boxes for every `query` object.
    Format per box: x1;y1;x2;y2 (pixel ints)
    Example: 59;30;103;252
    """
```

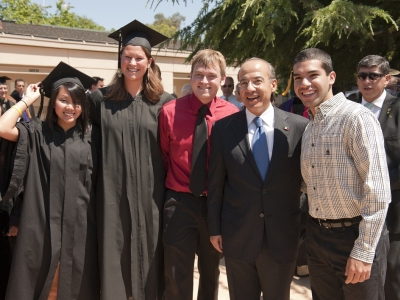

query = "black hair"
14;79;25;85
357;55;390;74
293;48;333;75
45;82;89;134
92;76;104;84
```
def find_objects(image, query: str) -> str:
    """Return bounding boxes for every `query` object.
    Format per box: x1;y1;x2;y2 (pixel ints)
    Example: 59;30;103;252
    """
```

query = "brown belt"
311;215;362;229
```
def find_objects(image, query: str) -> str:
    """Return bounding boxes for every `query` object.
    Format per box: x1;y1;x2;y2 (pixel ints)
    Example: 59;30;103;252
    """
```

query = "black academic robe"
1;119;100;300
0;130;17;300
89;88;174;300
0;100;12;115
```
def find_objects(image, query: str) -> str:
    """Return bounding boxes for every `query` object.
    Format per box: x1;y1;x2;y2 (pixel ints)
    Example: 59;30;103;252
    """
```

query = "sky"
31;0;207;31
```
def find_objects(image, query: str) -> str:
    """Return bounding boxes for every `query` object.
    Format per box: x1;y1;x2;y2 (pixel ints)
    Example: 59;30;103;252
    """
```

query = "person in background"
87;76;104;94
10;79;25;102
351;55;400;300
159;49;238;300
88;20;174;300
181;83;192;97
0;77;16;116
386;73;399;97
220;76;244;110
295;48;390;300
10;79;35;120
280;96;309;119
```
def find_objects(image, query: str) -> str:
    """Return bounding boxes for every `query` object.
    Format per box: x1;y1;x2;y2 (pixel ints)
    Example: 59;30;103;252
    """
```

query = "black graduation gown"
1;119;100;300
0;135;20;300
89;88;174;300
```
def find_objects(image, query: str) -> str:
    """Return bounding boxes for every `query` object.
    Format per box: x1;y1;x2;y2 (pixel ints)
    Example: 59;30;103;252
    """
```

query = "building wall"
0;33;240;116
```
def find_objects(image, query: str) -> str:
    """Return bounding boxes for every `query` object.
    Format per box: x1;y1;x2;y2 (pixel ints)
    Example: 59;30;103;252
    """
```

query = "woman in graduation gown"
88;20;174;300
0;62;100;300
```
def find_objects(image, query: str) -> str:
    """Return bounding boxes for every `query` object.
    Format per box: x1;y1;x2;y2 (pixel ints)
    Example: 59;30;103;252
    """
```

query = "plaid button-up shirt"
301;92;391;263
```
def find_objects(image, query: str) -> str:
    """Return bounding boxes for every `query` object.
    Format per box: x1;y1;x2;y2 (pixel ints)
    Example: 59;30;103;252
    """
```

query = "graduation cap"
37;62;95;118
108;19;169;69
0;76;11;85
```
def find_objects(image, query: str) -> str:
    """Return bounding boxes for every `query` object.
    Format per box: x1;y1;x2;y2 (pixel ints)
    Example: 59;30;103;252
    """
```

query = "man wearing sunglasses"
220;76;244;109
354;55;400;300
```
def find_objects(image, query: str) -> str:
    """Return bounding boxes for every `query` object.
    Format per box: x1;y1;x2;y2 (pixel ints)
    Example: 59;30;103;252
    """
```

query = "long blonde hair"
106;46;164;103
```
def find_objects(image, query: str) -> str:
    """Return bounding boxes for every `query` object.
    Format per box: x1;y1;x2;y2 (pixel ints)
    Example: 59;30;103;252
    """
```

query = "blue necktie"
364;102;374;110
252;117;269;180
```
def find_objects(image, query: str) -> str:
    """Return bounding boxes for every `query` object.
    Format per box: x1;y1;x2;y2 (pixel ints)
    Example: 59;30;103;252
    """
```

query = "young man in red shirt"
159;49;238;300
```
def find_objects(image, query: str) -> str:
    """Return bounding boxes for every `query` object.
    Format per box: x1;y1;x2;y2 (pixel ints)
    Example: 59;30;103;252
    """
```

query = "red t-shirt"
159;94;239;194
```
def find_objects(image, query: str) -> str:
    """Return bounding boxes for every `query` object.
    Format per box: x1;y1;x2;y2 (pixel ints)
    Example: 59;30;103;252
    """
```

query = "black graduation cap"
0;76;11;85
37;62;95;118
108;19;169;68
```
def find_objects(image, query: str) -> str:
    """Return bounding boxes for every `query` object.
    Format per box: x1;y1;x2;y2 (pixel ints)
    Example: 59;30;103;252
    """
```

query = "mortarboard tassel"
37;87;45;119
117;31;122;77
281;71;293;96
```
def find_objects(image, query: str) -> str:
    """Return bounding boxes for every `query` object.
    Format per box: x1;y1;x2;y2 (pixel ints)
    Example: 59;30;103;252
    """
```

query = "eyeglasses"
222;84;233;88
357;72;385;81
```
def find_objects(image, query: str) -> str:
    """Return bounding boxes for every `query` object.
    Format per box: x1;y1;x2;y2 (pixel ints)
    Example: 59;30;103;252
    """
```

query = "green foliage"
0;0;49;24
147;12;185;37
148;0;400;91
0;0;105;31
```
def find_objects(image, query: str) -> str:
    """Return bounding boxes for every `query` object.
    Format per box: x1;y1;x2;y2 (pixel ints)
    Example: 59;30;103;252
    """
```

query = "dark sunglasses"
222;84;233;88
357;72;385;81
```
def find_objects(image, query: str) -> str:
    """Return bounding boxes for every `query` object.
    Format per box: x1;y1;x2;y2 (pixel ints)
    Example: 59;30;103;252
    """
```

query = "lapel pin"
387;108;391;115
284;126;289;131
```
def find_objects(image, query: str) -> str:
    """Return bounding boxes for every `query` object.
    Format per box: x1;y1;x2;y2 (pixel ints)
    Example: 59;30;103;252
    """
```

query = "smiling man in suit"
353;55;400;300
207;58;308;300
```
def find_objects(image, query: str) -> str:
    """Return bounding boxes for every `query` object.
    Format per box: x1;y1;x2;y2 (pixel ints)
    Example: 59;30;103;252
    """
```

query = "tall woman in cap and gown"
88;20;174;300
0;62;100;300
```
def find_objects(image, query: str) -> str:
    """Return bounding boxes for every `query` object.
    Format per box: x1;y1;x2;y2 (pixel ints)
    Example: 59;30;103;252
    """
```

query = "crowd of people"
0;19;399;300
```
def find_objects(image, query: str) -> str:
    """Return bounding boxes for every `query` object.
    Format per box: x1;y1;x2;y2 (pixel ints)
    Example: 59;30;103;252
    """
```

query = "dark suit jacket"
353;92;400;233
208;107;308;264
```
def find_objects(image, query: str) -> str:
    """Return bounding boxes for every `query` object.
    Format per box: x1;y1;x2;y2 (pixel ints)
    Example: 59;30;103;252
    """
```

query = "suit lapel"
378;93;395;126
264;108;290;183
232;110;260;177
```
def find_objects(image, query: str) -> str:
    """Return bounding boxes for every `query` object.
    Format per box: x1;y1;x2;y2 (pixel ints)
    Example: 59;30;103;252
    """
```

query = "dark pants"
163;190;221;300
297;194;309;267
385;189;400;300
307;217;389;300
225;236;296;300
0;212;10;300
385;233;400;299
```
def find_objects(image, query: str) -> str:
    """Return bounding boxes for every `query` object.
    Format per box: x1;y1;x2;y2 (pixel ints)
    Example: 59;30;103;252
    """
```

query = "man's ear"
329;71;336;85
220;75;226;87
270;79;278;92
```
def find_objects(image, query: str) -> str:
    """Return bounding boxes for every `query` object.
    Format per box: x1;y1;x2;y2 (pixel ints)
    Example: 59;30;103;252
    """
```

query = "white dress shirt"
245;104;274;161
220;94;244;110
361;90;386;119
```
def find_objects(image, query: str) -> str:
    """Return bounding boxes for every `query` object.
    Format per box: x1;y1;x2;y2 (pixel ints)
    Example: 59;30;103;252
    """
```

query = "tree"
147;12;185;37
47;0;105;30
148;0;399;91
0;0;49;24
0;0;105;31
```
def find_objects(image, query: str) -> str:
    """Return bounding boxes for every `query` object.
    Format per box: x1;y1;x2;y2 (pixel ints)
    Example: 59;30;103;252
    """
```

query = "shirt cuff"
350;246;375;264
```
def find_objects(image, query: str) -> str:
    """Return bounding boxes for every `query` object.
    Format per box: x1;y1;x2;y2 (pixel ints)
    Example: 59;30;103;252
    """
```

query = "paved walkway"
193;257;312;300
